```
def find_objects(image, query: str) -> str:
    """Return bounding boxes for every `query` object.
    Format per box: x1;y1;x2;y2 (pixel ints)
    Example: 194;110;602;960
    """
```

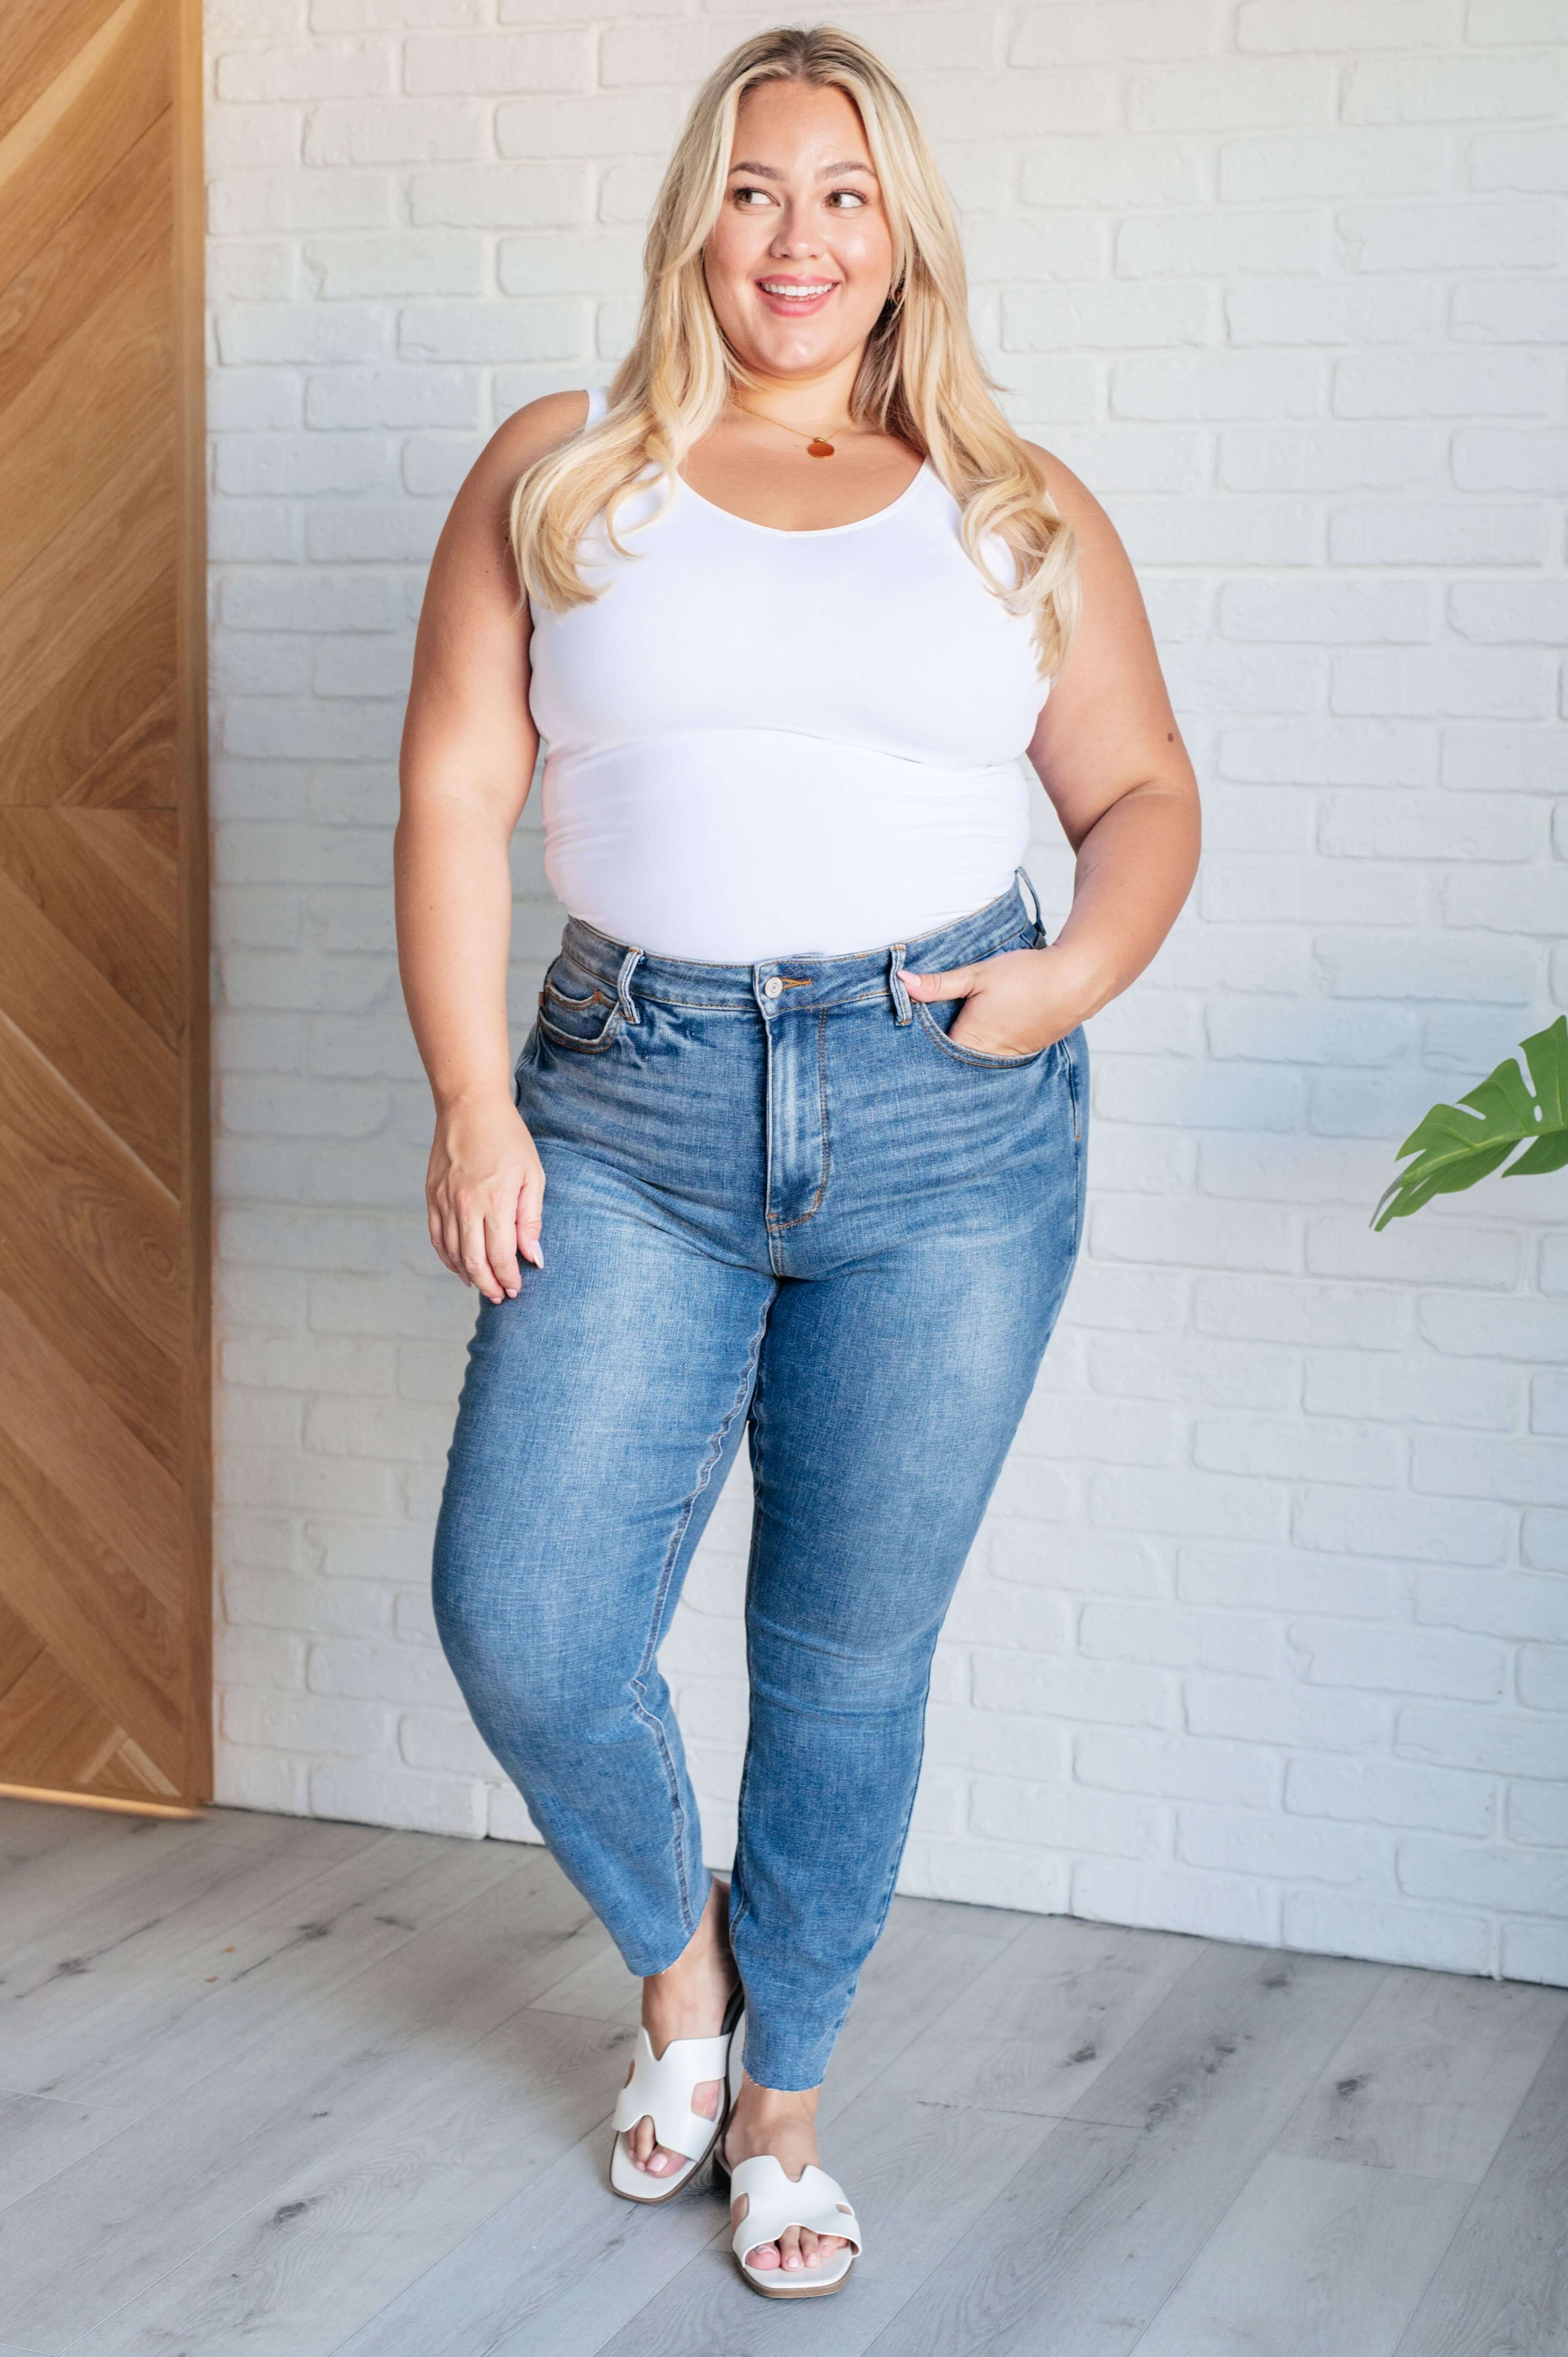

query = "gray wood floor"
1;1797;1564;2356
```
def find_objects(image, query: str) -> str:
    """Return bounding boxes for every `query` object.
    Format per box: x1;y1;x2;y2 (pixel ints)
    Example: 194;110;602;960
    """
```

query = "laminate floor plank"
193;1806;398;1862
816;1915;1037;2128
1390;2012;1568;2357
1274;1964;1568;2184
875;1913;1205;2121
0;1831;439;2090
73;2009;641;2357
0;1808;206;1952
851;1945;1390;2357
0;1850;597;2344
0;2089;139;2209
327;2124;730;2357
0;1793;133;1865
1059;1944;1392;2138
880;1889;1035;1945
525;1924;638;2026
9;1830;531;2114
1128;2152;1473;2357
0;1800;382;1959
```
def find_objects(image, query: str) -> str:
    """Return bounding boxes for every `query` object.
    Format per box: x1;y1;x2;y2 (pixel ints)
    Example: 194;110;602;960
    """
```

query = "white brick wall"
206;1;1568;1989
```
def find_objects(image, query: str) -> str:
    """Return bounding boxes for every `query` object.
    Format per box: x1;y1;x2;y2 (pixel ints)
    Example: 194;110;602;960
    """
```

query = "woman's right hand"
426;1092;546;1304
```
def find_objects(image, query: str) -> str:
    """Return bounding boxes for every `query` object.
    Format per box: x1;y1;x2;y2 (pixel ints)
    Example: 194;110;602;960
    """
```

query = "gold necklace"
730;400;853;459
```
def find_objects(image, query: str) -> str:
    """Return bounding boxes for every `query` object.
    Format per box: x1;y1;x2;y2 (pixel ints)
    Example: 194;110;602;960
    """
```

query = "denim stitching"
1067;1031;1089;1249
564;947;1037;1019
552;948;606;994
728;1330;773;1954
627;985;890;1014
888;943;912;1026
628;1284;774;1933
536;1005;623;1054
901;924;1047;1069
911;998;1049;1071
765;1007;832;1235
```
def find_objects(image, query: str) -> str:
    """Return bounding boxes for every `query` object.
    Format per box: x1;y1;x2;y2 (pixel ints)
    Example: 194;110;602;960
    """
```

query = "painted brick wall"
205;0;1568;1988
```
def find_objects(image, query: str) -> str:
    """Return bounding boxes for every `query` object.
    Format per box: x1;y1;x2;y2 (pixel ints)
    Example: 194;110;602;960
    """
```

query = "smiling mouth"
756;279;838;305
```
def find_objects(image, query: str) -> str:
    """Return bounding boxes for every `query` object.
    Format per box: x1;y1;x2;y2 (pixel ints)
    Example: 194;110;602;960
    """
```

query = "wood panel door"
0;0;209;1812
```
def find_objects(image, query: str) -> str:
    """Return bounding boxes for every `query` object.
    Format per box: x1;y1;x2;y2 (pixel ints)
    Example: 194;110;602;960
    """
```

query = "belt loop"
615;945;643;1024
888;942;912;1027
1014;864;1045;945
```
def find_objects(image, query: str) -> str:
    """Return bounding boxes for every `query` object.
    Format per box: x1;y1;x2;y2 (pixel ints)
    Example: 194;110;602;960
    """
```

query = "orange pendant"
807;439;835;458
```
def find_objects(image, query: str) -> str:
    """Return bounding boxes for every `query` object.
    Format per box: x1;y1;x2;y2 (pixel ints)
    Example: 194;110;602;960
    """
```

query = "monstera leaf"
1373;1016;1568;1230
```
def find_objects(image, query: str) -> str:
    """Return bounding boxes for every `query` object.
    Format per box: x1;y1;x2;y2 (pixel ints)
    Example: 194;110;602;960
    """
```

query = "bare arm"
395;387;589;1302
902;448;1200;1055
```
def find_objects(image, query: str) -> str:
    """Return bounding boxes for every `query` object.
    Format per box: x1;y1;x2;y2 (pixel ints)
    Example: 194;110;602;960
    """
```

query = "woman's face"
703;79;896;387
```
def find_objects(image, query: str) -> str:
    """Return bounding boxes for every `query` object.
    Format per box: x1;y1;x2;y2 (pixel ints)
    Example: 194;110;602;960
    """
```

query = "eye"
730;184;773;207
826;189;868;209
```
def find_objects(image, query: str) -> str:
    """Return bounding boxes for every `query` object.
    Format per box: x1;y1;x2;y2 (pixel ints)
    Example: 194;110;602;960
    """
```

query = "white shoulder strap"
583;383;609;427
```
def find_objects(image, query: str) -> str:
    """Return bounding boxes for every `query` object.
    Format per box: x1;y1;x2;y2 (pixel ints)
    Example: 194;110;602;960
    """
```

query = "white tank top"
526;384;1050;961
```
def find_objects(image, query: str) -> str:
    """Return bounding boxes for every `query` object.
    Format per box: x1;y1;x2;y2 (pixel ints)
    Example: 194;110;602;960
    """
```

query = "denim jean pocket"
536;961;623;1053
911;997;1055;1071
910;930;1055;1070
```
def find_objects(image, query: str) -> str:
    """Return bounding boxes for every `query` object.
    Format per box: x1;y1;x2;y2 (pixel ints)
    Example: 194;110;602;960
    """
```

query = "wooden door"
0;0;209;1813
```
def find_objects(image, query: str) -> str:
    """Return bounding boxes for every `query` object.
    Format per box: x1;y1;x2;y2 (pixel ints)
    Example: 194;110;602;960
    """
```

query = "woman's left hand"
901;945;1090;1060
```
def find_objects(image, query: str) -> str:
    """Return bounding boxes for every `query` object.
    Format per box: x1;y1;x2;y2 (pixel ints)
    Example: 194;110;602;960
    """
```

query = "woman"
398;23;1198;2302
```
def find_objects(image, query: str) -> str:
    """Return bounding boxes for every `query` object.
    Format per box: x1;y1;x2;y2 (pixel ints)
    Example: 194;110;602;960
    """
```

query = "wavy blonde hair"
509;23;1080;678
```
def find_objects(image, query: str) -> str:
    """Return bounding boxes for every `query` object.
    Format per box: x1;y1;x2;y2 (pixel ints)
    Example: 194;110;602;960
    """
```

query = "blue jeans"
432;869;1087;2091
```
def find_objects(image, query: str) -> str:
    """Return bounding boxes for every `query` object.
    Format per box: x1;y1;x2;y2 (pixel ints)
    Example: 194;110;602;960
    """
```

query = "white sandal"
713;2040;864;2298
608;1983;745;2204
722;2155;863;2297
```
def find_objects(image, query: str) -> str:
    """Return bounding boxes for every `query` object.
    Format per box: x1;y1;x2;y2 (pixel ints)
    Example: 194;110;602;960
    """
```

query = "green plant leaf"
1372;1016;1568;1230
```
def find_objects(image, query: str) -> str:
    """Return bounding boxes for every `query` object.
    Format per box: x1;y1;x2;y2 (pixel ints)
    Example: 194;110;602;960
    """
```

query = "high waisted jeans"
431;869;1087;2091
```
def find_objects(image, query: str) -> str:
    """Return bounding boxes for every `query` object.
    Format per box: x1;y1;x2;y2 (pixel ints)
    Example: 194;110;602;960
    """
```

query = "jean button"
762;976;784;1000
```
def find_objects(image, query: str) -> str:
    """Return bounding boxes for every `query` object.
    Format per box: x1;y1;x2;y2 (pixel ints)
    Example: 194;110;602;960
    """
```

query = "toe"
629;2114;681;2173
779;2226;804;2272
730;2192;762;2265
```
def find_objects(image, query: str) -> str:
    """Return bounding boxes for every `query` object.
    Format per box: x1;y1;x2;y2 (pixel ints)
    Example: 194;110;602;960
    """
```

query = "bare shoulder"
469;388;593;496
426;390;594;610
1022;439;1127;563
1021;433;1155;658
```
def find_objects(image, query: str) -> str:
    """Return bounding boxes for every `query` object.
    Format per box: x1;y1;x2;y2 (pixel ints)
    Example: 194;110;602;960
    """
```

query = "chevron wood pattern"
0;0;209;1811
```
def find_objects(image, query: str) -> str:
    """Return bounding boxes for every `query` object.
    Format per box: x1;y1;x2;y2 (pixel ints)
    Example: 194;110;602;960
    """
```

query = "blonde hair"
509;22;1080;678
